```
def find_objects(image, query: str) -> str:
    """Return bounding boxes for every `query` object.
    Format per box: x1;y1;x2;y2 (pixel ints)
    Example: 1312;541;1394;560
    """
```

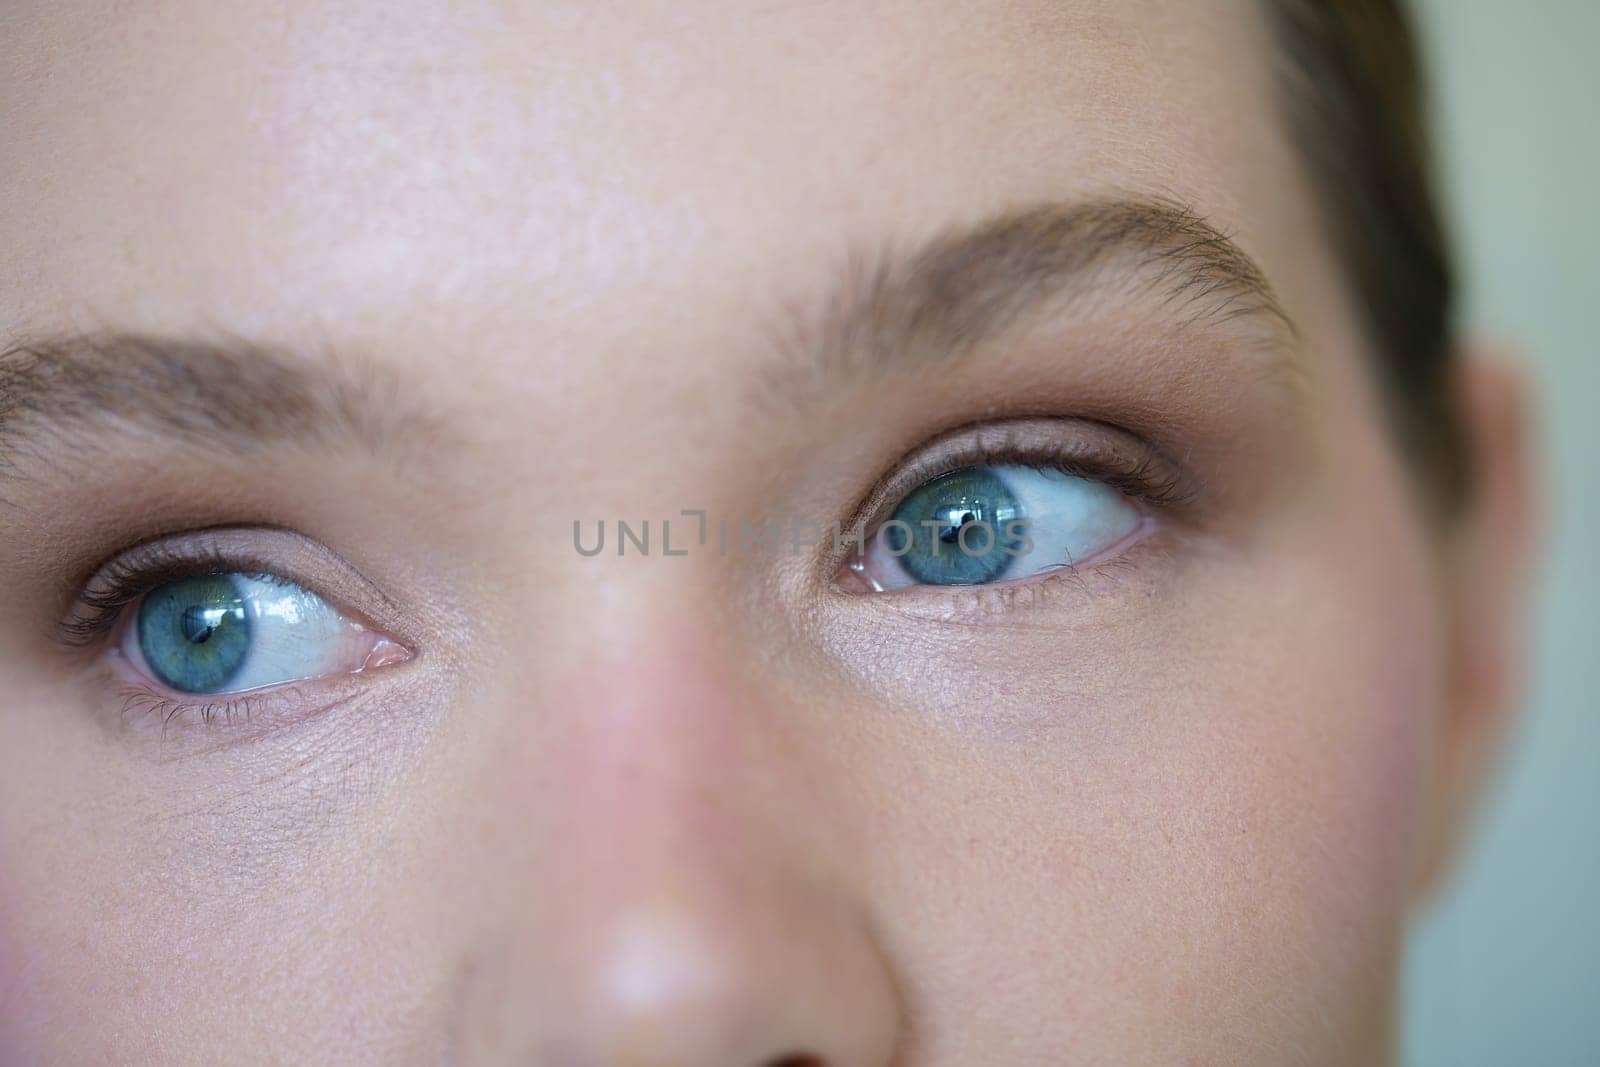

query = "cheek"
0;866;41;1064
0;691;130;1062
1202;538;1444;1056
1168;507;1446;1032
1242;572;1440;938
1271;438;1450;949
0;841;146;1064
0;669;452;1062
847;524;1446;1055
1334;594;1443;887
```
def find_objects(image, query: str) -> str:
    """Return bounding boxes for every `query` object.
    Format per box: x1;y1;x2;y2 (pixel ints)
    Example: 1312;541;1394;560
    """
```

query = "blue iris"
885;467;1024;585
136;574;252;693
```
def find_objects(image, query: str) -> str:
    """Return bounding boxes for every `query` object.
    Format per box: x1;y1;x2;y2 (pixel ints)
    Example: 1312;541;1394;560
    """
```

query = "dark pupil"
886;467;1023;586
938;511;976;545
181;606;228;644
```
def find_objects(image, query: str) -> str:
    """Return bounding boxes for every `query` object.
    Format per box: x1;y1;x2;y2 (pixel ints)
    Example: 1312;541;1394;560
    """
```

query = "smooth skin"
0;1;1535;1064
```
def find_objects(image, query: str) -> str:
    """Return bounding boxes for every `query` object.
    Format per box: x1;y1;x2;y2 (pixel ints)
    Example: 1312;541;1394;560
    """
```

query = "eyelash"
842;417;1196;550
56;540;274;648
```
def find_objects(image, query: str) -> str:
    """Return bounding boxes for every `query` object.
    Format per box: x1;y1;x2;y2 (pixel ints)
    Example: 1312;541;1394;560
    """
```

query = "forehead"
0;1;1305;364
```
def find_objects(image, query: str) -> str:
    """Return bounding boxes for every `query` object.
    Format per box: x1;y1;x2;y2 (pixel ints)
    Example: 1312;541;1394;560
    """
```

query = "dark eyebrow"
765;195;1298;399
0;332;431;478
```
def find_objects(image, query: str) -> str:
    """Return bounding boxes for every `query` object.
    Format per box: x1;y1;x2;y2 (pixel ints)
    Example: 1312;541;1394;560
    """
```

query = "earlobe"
1412;350;1541;903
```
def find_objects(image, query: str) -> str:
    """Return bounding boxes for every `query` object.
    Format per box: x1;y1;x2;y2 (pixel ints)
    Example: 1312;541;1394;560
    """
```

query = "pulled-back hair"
1266;0;1467;512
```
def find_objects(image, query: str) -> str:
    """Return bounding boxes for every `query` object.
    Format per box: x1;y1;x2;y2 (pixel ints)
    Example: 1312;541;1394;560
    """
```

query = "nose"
573;871;898;1067
456;631;902;1066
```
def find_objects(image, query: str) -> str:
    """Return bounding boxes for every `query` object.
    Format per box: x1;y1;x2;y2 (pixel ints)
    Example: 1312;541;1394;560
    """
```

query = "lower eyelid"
842;517;1166;623
99;658;391;743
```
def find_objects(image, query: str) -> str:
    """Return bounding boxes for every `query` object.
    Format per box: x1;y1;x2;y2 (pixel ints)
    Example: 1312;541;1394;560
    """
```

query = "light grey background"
1401;2;1599;1064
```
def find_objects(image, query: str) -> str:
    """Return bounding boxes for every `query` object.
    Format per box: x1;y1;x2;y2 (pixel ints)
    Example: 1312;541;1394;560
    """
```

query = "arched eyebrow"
762;195;1300;401
0;332;436;479
0;198;1297;480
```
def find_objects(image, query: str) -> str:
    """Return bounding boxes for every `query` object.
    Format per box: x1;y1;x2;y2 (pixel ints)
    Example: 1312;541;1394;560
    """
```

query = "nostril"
766;1057;823;1067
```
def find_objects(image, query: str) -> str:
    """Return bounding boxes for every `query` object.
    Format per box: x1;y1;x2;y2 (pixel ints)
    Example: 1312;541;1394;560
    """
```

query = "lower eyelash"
853;525;1171;624
117;686;262;729
107;674;366;740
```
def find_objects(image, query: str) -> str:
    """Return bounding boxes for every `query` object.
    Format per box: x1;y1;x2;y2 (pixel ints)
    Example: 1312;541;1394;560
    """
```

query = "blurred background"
1401;2;1599;1064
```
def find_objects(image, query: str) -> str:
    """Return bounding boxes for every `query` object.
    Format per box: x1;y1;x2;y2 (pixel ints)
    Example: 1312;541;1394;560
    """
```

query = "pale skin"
0;1;1537;1064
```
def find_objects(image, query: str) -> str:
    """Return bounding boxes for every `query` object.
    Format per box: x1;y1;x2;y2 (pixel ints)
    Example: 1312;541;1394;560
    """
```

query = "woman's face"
0;1;1528;1063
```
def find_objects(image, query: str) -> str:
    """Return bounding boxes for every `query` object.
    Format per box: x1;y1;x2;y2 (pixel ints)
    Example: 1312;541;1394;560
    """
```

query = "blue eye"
882;468;1024;585
854;465;1145;590
126;573;398;696
137;575;253;692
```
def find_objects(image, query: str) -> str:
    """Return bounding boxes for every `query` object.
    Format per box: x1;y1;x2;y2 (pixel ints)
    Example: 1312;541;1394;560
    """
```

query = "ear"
1412;350;1541;902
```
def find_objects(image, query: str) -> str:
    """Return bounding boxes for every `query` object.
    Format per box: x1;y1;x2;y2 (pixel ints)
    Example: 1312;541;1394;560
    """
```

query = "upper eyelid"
837;417;1194;549
56;526;411;652
59;544;258;646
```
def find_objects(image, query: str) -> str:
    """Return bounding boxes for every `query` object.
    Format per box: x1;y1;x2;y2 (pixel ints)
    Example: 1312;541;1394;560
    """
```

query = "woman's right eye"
846;464;1149;592
120;572;406;696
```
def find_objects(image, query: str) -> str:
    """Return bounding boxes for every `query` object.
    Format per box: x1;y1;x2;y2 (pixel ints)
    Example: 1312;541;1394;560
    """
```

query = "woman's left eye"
119;573;404;696
848;465;1147;591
